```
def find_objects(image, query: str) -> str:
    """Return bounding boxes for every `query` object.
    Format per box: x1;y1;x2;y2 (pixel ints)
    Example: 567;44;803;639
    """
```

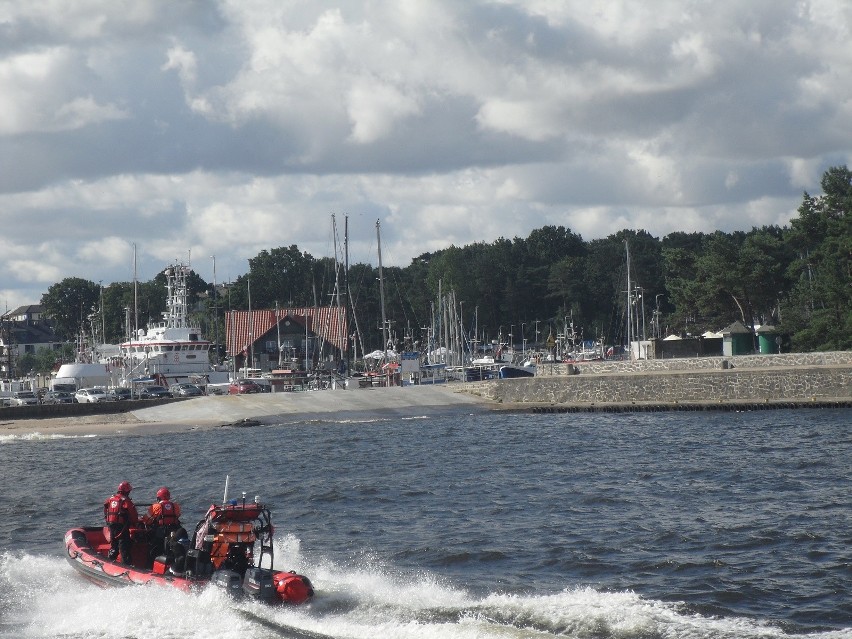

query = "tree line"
40;166;850;361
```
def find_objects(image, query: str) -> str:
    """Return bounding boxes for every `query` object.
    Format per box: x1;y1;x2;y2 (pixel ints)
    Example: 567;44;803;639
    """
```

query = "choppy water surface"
0;408;849;638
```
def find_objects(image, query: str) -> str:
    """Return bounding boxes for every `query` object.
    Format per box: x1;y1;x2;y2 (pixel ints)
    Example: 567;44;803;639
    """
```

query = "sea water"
0;408;849;638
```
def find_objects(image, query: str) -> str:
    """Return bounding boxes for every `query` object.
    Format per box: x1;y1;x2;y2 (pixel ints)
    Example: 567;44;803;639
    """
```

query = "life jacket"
105;494;130;524
156;500;179;526
209;521;256;569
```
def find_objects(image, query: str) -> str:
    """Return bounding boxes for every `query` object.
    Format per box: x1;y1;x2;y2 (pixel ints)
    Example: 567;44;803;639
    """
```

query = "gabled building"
0;305;65;377
226;307;348;373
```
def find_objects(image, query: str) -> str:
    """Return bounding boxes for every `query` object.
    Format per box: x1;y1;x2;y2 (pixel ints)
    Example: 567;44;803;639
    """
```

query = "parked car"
169;383;204;397
229;379;263;394
43;390;75;405
75;388;110;403
10;391;39;406
138;385;173;399
107;387;133;401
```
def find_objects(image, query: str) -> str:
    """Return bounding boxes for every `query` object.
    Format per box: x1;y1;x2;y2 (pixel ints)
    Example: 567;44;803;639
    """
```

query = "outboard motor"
211;570;243;598
242;567;276;602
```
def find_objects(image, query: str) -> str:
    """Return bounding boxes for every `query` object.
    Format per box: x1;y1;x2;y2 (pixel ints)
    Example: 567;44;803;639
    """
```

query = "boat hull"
65;527;195;590
64;527;312;604
498;365;536;379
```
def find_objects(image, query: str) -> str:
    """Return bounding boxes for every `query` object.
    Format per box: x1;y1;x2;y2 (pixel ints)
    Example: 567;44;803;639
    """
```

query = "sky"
1;0;851;311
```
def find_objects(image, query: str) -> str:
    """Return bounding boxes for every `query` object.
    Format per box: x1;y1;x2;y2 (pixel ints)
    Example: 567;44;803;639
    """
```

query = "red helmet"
156;487;171;500
118;481;132;494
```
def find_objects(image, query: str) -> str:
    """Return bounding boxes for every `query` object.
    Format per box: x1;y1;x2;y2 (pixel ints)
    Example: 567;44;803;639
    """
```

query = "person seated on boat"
222;543;250;576
167;527;190;574
142;486;182;560
103;481;139;565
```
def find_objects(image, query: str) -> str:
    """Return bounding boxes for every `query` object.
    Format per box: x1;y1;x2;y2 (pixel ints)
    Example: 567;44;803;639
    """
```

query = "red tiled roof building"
226;307;348;371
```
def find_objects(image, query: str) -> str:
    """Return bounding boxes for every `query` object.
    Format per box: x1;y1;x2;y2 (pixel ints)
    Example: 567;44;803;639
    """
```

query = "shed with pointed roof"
721;320;754;356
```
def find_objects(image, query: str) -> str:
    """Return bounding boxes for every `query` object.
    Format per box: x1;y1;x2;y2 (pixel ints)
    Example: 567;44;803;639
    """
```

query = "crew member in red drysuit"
103;481;139;564
143;486;182;559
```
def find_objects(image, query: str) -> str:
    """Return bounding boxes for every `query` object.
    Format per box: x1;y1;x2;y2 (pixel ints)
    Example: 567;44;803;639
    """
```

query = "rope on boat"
68;546;133;581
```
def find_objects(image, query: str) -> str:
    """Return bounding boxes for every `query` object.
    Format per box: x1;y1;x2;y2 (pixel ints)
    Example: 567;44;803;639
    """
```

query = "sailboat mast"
133;243;139;337
276;300;282;367
247;274;254;371
625;239;632;360
331;214;342;372
376;219;388;354
344;214;351;375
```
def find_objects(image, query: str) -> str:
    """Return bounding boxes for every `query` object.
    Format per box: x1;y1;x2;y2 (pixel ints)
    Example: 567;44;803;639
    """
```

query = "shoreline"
0;385;496;437
0;413;211;438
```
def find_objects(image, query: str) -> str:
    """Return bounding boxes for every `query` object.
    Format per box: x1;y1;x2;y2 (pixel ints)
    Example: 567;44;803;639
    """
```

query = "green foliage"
247;245;318;308
661;231;708;331
16;347;61;376
781;166;852;350
40;277;101;341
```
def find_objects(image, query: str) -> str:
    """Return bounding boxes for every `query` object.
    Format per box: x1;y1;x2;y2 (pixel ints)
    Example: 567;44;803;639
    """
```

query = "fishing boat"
464;355;501;381
118;262;230;389
64;489;314;605
497;363;536;378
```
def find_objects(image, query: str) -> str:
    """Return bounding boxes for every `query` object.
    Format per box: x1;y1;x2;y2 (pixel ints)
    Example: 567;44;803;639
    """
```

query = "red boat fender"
272;571;314;604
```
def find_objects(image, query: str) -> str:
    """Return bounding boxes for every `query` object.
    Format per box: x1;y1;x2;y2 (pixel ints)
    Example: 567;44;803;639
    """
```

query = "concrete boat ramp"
131;385;493;426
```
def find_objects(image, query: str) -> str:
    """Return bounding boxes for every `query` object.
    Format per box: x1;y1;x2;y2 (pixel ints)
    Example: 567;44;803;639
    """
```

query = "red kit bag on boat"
273;571;313;604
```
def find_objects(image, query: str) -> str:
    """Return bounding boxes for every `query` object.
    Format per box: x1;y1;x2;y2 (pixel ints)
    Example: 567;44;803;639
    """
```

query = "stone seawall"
535;350;852;376
460;363;852;408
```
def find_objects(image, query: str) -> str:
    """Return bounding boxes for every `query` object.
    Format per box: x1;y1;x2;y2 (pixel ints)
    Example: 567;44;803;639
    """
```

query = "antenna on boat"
222;475;230;505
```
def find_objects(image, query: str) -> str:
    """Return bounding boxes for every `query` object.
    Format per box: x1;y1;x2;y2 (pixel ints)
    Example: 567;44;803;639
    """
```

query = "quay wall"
535;350;852;377
461;360;852;407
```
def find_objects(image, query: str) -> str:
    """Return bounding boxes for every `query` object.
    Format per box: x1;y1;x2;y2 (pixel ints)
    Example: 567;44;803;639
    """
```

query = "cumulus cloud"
346;78;421;143
0;0;850;309
162;44;198;86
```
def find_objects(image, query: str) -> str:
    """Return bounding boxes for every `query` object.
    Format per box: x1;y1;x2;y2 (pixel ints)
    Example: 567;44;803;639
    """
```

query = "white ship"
119;263;229;388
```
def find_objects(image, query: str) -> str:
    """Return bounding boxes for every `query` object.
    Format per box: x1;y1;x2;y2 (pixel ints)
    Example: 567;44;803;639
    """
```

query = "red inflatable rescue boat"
65;496;313;605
